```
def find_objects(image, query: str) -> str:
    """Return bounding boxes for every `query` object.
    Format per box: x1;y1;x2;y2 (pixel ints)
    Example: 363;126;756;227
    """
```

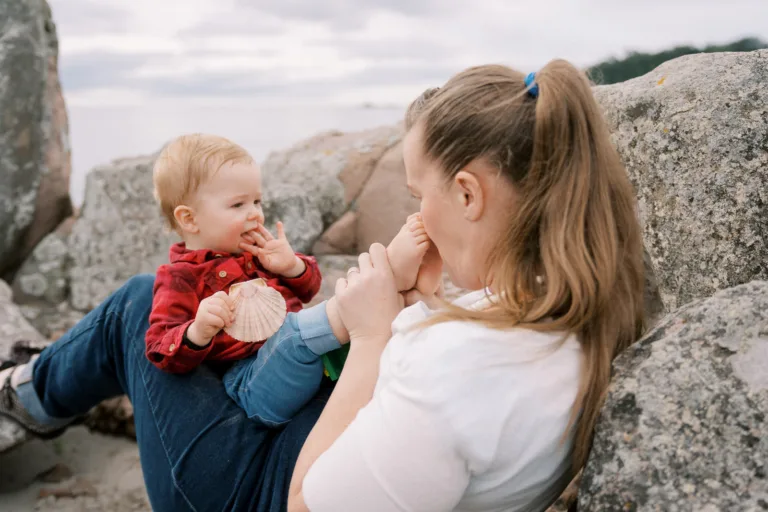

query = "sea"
67;104;405;206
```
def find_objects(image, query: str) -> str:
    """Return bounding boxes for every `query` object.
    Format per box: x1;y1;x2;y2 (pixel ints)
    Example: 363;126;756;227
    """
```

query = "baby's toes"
409;219;425;233
406;212;421;223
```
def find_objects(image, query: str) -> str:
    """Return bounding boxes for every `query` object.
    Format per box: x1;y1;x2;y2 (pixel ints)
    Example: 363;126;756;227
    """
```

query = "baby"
147;133;439;426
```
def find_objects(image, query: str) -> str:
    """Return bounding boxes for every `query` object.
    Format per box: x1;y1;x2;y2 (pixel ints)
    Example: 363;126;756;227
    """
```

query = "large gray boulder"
66;154;177;311
594;50;768;310
261;124;405;254
10;217;84;338
579;281;768;511
0;279;46;453
0;0;72;278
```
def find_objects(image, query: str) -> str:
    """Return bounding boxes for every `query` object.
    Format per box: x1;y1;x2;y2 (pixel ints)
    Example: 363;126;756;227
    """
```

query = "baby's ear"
173;205;199;234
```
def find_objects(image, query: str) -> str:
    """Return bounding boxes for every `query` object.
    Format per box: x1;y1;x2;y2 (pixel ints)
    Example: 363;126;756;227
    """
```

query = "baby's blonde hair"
153;133;254;230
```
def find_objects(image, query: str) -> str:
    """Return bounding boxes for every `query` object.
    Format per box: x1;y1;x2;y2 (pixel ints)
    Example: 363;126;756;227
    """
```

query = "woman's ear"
173;205;199;234
454;170;484;221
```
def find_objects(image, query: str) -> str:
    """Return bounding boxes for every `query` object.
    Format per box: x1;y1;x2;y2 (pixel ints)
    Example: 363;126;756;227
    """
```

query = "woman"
286;60;645;510
1;59;644;511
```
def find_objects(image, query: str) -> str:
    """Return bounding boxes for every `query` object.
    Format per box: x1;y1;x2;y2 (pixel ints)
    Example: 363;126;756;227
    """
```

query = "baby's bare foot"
415;241;443;296
387;213;430;291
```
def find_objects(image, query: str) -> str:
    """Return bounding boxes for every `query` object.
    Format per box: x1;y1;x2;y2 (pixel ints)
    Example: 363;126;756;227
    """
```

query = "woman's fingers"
358;252;372;272
346;266;360;283
368;243;390;273
334;243;403;343
334;277;348;296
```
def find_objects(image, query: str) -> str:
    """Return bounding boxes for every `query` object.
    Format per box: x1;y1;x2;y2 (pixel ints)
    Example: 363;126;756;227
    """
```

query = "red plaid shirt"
146;242;321;374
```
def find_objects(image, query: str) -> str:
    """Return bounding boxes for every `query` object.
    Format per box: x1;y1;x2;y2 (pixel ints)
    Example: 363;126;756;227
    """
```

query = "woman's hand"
335;243;403;344
288;247;404;512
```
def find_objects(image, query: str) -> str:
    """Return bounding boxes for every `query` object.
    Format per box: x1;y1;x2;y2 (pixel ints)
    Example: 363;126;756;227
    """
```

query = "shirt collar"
452;288;497;310
391;289;496;334
169;242;252;265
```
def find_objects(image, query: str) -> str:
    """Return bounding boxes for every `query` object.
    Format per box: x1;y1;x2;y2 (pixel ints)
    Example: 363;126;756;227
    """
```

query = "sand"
0;427;148;511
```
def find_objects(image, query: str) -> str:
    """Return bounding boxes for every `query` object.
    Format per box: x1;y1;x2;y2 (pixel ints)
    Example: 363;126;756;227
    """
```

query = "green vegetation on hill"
588;37;767;85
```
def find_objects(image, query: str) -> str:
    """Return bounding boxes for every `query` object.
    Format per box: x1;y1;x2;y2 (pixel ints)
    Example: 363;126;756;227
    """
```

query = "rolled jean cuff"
296;301;342;356
17;357;76;427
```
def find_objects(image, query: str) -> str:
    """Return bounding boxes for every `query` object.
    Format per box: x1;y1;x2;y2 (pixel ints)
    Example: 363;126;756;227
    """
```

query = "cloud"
58;52;158;91
51;0;131;34
49;0;768;106
343;62;460;88
176;8;287;39
233;0;460;31
321;35;458;62
78;60;459;102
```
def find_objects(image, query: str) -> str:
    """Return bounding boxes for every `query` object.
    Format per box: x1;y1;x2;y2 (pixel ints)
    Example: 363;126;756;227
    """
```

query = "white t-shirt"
303;290;583;512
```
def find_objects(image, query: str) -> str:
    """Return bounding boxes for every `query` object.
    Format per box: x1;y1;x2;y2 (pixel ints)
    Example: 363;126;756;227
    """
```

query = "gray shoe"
0;361;74;439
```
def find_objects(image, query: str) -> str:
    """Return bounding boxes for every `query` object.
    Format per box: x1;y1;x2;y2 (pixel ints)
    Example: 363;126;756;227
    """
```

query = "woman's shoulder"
385;298;582;400
381;312;582;473
389;292;580;369
390;319;580;380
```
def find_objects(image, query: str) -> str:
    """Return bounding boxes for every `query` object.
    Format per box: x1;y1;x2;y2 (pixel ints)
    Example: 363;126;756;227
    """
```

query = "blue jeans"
16;274;335;511
223;306;340;427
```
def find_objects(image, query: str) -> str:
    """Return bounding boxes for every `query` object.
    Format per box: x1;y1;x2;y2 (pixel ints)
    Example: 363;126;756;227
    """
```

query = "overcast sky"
49;0;768;107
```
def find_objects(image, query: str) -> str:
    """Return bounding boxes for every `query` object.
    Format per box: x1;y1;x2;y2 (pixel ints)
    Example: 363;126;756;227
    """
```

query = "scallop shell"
224;278;287;342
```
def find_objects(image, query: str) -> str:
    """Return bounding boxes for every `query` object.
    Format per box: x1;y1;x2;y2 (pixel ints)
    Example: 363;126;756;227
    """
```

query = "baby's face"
190;161;264;253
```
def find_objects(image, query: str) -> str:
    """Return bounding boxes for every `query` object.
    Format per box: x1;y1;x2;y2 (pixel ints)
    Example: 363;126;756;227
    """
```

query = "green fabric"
321;344;350;381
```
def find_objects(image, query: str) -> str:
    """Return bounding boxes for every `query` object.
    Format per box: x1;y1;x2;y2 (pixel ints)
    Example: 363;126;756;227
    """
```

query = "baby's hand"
240;222;306;278
187;291;235;346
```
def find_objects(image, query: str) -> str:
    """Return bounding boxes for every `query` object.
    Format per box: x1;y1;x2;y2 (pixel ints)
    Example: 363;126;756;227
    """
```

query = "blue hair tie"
524;72;539;98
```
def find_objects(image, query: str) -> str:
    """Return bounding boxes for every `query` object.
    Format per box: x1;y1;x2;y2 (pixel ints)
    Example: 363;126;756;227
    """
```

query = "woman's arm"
287;245;471;512
287;340;387;511
288;323;471;512
287;244;403;511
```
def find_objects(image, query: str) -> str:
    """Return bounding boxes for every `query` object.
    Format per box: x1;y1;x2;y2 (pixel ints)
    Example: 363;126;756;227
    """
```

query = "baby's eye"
232;202;244;208
254;200;262;206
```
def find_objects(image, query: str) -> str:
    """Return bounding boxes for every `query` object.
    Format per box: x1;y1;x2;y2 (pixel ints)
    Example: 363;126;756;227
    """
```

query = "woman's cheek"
420;201;442;246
